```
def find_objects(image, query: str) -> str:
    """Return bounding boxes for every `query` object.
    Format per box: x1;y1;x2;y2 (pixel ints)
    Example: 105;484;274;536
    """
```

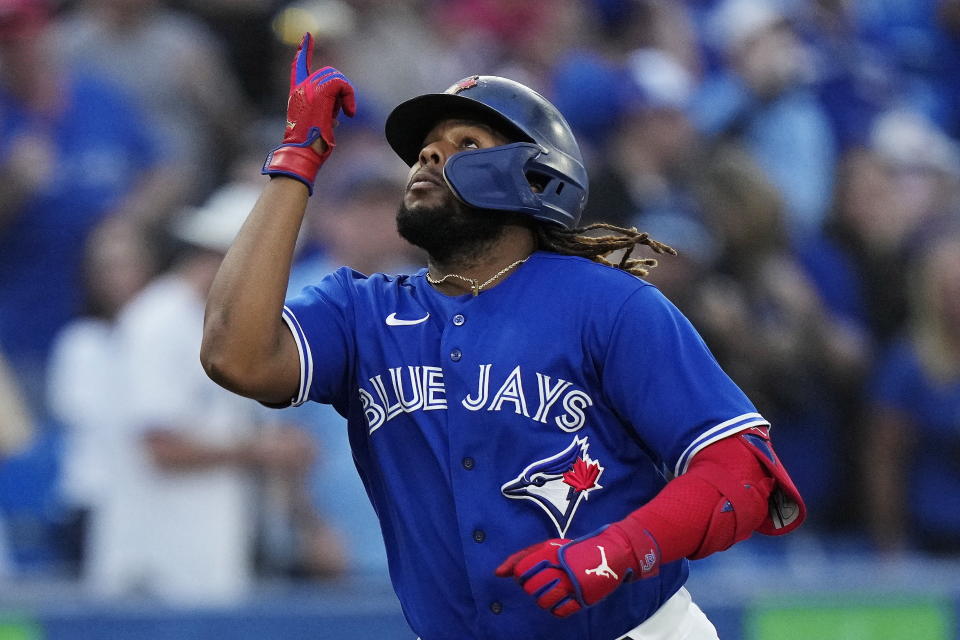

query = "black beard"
396;195;514;264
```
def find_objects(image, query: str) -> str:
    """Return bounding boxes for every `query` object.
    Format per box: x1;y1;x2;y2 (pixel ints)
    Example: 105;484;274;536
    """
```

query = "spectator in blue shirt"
0;0;174;412
864;233;960;555
691;0;837;240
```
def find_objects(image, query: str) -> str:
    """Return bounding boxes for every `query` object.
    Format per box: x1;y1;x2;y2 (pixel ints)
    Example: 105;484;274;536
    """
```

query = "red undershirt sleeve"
620;435;778;563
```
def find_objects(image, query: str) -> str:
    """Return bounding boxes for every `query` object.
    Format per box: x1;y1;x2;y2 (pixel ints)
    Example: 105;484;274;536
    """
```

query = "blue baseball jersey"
281;251;767;640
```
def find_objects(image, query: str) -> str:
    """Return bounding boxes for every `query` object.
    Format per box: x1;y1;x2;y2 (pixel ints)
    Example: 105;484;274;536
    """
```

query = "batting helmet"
384;75;589;229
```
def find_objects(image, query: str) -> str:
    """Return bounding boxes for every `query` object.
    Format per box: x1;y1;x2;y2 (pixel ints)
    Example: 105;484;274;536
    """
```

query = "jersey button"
472;529;486;543
450;348;462;362
462;457;475;470
452;313;465;326
490;601;503;615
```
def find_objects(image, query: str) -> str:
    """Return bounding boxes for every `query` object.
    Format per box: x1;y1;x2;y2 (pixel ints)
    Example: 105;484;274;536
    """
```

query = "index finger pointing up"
291;32;314;87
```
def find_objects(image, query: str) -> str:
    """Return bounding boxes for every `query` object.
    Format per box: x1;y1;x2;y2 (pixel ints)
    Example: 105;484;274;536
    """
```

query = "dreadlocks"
536;222;677;277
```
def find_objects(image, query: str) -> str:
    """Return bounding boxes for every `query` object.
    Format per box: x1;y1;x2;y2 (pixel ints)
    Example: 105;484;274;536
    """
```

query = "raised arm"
200;178;307;403
200;33;355;405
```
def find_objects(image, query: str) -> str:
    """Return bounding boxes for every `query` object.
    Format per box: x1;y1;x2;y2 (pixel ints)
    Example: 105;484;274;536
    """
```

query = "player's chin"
402;185;450;210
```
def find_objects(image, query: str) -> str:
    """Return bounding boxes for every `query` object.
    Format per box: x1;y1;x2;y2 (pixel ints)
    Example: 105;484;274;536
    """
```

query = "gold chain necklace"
426;256;530;296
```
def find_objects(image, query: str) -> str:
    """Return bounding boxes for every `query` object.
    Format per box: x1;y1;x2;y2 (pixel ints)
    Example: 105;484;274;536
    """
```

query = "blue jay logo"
501;436;604;537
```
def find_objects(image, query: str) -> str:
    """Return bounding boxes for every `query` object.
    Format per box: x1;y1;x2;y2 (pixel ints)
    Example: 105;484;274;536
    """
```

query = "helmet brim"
385;93;532;166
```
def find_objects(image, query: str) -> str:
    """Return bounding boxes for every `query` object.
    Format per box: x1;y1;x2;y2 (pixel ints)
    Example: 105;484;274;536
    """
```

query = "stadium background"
1;0;960;637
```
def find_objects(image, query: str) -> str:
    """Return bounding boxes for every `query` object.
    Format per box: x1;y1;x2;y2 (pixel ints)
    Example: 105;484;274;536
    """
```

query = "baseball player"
201;34;806;640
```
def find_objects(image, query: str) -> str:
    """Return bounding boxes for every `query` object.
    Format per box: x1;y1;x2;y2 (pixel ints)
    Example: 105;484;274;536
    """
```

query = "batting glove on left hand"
262;32;356;194
495;524;660;617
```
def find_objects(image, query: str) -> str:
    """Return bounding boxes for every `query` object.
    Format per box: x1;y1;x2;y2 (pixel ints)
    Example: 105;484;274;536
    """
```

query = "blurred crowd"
1;0;959;606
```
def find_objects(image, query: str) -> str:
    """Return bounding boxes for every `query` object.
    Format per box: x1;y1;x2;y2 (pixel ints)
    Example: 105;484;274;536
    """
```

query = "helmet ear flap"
443;143;586;229
443;143;543;215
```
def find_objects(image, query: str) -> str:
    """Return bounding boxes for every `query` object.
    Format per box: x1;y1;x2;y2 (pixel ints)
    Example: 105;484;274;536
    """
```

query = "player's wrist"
609;520;661;580
577;522;660;582
261;144;328;195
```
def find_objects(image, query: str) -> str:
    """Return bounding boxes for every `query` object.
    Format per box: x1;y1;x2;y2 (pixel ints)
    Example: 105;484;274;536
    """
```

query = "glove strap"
262;144;330;195
608;522;661;580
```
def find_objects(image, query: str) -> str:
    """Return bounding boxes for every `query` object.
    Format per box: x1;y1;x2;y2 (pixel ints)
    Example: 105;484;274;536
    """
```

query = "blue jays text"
359;364;595;434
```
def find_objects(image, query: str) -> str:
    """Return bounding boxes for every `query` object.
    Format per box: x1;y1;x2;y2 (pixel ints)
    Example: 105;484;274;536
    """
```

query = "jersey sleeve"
281;268;356;408
601;285;768;477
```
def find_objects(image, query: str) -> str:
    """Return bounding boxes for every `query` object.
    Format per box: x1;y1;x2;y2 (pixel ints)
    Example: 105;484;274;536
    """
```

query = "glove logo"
584;546;618;580
640;548;657;573
501;436;604;537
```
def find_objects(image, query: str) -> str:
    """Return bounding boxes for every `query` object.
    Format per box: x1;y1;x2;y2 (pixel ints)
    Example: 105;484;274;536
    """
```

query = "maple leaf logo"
450;75;480;94
563;457;602;494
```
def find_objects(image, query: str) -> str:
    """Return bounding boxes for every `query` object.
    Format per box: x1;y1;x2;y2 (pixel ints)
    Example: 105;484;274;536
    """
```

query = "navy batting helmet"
384;75;589;229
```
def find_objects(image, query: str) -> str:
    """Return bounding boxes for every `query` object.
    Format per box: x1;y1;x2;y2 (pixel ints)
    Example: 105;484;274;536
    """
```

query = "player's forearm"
201;176;306;401
621;435;774;565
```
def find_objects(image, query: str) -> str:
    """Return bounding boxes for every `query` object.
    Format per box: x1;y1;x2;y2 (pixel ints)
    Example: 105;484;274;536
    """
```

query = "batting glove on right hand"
262;32;356;194
495;524;660;617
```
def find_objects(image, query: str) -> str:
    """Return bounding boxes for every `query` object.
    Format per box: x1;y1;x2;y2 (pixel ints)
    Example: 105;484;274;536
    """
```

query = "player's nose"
417;140;451;167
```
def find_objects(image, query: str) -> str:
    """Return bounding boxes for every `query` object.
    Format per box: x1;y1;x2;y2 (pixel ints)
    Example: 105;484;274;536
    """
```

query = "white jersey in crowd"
101;274;258;605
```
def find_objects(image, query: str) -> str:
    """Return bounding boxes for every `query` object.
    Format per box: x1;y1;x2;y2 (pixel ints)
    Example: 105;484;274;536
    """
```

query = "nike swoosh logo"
385;312;430;326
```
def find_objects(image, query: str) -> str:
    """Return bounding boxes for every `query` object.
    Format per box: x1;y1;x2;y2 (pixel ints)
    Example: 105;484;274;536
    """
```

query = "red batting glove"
495;524;660;617
262;32;356;194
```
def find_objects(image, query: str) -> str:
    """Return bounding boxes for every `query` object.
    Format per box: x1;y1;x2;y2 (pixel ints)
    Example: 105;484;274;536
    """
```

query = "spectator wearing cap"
691;0;837;240
802;109;960;350
577;48;707;234
0;0;175;415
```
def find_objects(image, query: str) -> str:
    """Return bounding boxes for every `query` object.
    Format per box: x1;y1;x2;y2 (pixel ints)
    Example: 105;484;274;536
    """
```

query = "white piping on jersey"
674;412;768;477
282;306;313;406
